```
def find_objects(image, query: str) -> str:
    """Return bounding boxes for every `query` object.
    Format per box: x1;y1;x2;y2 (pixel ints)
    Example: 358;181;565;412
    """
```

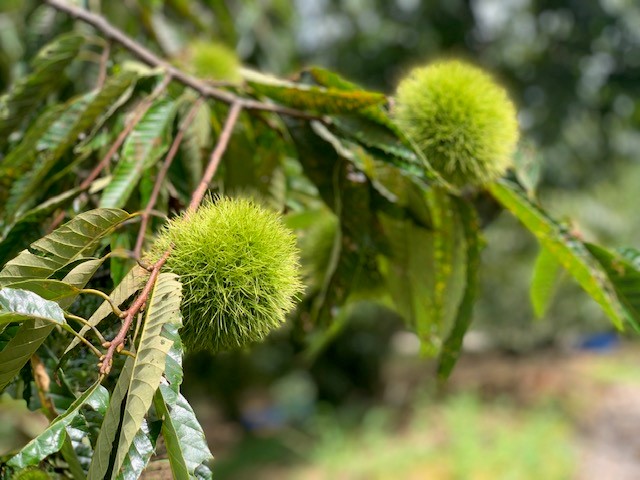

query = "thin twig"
189;102;243;211
80;288;124;317
44;0;319;120
62;323;104;358
96;41;110;89
65;313;107;345
99;249;171;374
134;97;205;258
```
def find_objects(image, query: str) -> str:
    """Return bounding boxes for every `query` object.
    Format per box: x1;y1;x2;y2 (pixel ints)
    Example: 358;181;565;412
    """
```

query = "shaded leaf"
0;33;84;143
437;199;481;380
378;188;467;355
116;419;161;480
249;76;386;114
155;387;214;480
3;280;81;302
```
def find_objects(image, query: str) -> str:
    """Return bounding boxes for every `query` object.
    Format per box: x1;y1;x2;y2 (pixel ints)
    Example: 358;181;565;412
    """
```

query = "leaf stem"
65;313;107;345
61;323;104;358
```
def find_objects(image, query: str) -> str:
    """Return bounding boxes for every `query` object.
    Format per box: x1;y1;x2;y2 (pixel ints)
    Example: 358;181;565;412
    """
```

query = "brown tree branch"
134;97;205;258
99;104;241;373
189;102;243;211
96;41;110;90
99;249;171;374
45;0;319;120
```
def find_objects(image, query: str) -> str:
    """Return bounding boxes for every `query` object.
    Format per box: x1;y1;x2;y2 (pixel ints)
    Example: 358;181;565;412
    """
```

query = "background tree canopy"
0;1;639;479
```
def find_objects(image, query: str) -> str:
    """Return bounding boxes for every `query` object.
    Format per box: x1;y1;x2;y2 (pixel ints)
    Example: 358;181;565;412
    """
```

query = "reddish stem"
99;249;171;374
189;102;243;211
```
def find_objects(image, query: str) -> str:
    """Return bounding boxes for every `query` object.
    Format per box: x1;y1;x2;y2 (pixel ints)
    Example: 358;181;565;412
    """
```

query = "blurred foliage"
0;1;640;478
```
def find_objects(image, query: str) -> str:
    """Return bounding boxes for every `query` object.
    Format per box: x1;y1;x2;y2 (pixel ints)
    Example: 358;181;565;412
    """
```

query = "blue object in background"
577;332;620;352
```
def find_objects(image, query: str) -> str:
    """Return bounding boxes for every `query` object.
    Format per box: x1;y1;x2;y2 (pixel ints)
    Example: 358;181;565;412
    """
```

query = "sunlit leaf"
490;179;627;330
0;287;66;325
530;246;562;319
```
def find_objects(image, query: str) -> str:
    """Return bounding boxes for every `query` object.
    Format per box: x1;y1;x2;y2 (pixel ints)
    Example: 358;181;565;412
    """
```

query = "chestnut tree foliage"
1;1;640;479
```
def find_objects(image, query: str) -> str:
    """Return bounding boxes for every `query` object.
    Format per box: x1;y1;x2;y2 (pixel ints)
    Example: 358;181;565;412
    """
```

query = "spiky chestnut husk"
394;60;519;188
147;198;303;353
181;41;241;82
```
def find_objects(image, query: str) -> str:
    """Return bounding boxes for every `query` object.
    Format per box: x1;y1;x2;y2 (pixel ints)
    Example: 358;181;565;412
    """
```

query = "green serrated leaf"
3;280;81;302
378;188;467;355
489;180;626;330
0;209;129;286
437;199;481;380
0;210;127;390
0;186;87;266
100;99;177;208
155;388;214;480
530;246;562;319
7;381;107;469
111;273;182;478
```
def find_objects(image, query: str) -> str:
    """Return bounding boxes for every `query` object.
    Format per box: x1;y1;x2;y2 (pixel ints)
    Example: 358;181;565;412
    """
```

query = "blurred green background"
2;0;640;478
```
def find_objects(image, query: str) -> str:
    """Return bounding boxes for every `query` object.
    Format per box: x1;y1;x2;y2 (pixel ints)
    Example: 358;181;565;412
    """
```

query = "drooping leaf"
0;210;127;390
437;199;481;380
7;381;108;469
111;273;182;477
586;244;640;331
489;179;627;330
88;358;135;480
100;99;176;208
248;74;386;114
154;388;214;480
287;119;375;324
116;419;162;480
530;246;562;319
65;265;148;354
0;33;85;143
153;315;213;479
378;188;467;355
0;287;66;325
